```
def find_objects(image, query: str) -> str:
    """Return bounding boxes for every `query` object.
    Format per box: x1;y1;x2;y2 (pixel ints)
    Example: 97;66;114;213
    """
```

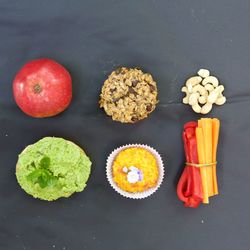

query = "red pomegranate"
13;58;72;118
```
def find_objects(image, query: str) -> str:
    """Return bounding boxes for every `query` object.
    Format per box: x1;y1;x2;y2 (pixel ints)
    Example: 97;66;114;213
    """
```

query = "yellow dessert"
112;147;159;193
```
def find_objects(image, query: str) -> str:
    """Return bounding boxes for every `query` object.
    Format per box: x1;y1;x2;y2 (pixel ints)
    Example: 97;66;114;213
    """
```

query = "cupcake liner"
106;144;165;199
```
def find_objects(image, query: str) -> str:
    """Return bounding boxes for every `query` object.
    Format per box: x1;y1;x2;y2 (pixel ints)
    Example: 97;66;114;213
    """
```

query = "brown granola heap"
99;67;158;123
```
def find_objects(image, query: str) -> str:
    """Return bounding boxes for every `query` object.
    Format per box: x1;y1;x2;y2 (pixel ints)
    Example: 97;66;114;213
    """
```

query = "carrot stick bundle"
196;118;220;203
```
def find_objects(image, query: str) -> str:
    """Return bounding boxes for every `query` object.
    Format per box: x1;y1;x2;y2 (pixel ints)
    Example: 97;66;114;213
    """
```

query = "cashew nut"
202;76;219;87
216;85;224;93
204;83;214;92
215;96;226;105
207;90;219;104
186;76;202;92
197;69;210;78
192;103;201;113
181;86;190;104
207;85;225;104
189;93;199;105
199;96;207;104
181;86;188;92
201;103;213;114
191;85;207;104
192;84;207;96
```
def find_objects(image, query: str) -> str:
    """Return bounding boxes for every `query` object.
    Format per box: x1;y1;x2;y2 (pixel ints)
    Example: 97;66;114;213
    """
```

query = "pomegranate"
13;58;72;118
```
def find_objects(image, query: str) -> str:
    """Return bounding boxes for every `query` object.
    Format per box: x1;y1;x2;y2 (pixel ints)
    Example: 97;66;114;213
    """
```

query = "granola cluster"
99;67;158;123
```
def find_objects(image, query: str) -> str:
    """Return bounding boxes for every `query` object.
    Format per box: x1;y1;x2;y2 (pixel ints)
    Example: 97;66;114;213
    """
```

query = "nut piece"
201;103;213;114
192;85;207;96
204;83;214;92
181;86;190;104
202;76;219;87
197;69;210;78
189;93;199;105
192;103;201;113
216;85;224;93
186;76;202;92
207;90;219;104
215;96;226;105
199;96;207;104
207;85;225;104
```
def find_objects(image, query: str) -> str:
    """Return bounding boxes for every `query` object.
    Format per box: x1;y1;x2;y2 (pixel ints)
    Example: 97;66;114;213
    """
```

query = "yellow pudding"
112;147;159;193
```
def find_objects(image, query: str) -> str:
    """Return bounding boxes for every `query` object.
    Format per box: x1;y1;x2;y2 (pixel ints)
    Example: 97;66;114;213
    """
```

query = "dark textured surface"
0;0;249;249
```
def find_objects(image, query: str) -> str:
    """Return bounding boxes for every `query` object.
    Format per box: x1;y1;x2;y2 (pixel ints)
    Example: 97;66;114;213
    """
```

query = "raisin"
128;87;137;95
112;97;120;102
110;87;116;93
146;104;152;112
149;84;155;92
132;80;139;87
131;116;138;122
115;67;122;75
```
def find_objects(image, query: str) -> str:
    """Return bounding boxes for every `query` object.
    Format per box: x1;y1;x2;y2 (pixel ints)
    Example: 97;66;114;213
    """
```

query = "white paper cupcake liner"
106;144;165;199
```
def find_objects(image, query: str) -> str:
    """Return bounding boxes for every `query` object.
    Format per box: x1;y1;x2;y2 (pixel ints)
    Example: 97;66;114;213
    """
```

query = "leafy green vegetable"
39;156;50;169
26;156;59;189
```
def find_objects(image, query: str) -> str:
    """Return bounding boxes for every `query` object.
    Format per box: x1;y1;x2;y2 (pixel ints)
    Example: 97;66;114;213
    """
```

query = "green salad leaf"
39;156;50;169
27;156;59;189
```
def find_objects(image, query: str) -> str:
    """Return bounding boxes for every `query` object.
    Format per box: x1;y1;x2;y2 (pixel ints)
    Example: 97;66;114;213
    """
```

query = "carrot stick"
196;127;209;203
203;118;214;197
212;118;220;195
199;119;211;198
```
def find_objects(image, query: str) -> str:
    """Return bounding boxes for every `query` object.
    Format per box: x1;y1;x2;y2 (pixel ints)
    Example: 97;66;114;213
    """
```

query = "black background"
0;0;250;250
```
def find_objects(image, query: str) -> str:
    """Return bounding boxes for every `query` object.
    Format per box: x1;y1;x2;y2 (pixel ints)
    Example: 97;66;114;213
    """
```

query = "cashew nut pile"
181;69;226;114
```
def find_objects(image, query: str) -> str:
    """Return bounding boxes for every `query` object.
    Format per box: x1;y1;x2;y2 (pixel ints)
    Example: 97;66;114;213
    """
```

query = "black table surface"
0;0;250;249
